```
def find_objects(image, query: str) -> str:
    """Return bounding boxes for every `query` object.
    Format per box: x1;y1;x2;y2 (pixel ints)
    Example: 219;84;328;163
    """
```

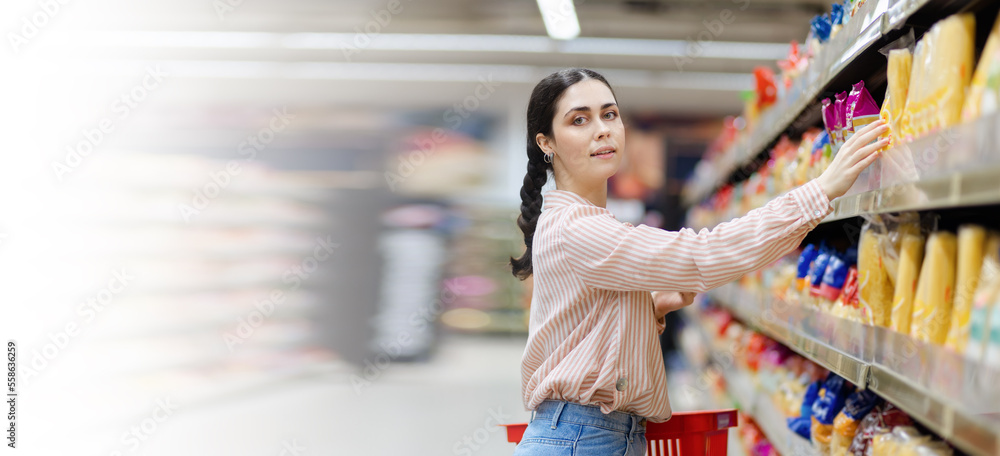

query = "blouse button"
814;210;821;217
615;377;628;391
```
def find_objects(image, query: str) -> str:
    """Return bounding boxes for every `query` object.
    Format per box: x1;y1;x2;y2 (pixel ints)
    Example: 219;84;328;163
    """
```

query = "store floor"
137;334;529;456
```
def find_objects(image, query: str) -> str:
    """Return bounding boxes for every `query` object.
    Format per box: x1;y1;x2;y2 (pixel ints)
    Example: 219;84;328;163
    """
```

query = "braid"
511;155;549;280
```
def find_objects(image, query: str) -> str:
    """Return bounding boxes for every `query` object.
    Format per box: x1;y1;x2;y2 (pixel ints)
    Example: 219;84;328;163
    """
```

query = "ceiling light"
536;0;580;40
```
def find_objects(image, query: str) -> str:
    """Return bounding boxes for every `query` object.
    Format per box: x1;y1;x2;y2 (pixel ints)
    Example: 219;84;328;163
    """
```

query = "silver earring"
543;153;553;163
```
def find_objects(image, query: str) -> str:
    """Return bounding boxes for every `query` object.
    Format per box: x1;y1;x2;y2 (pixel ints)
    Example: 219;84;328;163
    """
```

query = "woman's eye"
573;117;586;125
603;111;618;120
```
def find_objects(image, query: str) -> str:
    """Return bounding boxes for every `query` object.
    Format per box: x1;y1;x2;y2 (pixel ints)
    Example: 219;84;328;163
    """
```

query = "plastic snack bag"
832;390;881;456
911;231;958;345
906;14;975;137
849;402;913;456
859;217;895;326
967;234;1000;360
812;373;852;455
833;91;849;147
962;11;1000;121
945;225;987;350
845;81;881;142
891;230;925;335
796;244;821;299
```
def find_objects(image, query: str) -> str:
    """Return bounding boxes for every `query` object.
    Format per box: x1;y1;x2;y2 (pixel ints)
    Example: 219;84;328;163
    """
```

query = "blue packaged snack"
810;14;832;43
812;373;852;425
801;380;822;417
810;245;834;289
788;416;812;440
817;252;849;301
830;4;844;27
840;389;880;420
796;244;820;292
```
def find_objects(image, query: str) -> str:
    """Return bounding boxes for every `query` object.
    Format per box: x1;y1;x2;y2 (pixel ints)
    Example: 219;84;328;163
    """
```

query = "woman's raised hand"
816;120;891;200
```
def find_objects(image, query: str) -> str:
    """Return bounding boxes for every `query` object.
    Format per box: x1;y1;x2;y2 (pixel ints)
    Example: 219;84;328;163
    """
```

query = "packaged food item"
810;130;833;180
823;98;837;143
911;231;958;344
859;219;895;327
849;402;913;456
833;91;849;146
967;234;1000;360
891;232;925;335
754;66;778;111
797;244;821;297
817;252;851;313
812;373;852;455
879;48;914;151
832;390;881;456
871;426;928;456
905;14;975;137
831;3;845;38
845;81;881;142
963;11;1000;121
811;14;833;44
945;225;987;350
833;266;865;322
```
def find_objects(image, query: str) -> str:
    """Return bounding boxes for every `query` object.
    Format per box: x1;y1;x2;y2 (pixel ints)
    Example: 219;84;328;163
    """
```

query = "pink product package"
821;98;835;143
845;80;880;141
833;92;848;145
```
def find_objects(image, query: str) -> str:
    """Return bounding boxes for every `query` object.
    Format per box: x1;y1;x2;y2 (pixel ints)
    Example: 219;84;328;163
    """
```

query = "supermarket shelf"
706;284;1000;456
824;111;1000;223
692;111;1000;229
681;0;1000;207
684;0;893;206
681;308;817;456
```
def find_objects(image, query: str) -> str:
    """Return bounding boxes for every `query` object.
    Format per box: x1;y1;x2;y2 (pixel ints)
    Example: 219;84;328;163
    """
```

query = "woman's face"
538;79;624;185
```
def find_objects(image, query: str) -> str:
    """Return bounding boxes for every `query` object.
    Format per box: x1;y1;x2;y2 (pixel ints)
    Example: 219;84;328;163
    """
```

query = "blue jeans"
512;400;647;456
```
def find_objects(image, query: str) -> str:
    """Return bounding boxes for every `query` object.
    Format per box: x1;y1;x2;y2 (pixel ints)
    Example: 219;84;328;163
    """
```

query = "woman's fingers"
844;120;887;150
844;122;889;155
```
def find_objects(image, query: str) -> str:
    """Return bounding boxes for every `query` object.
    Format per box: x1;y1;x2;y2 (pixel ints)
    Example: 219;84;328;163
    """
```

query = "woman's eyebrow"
563;102;618;118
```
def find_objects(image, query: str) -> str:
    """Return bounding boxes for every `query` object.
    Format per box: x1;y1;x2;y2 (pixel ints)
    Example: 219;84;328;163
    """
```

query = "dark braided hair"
510;68;616;280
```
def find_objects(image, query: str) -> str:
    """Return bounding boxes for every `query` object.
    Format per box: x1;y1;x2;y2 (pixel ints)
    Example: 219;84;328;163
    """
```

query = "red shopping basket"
501;409;738;456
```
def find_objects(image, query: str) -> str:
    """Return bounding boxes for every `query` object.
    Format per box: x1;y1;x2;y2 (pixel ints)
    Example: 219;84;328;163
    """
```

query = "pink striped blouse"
521;180;832;422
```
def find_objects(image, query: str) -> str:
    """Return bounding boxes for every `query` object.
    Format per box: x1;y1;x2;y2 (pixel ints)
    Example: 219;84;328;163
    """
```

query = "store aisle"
136;334;528;456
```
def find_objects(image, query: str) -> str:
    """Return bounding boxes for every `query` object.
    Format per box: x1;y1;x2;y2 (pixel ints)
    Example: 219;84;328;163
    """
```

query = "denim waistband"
532;400;646;434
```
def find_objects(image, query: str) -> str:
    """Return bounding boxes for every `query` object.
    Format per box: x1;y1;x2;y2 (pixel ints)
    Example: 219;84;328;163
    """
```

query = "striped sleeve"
560;180;832;293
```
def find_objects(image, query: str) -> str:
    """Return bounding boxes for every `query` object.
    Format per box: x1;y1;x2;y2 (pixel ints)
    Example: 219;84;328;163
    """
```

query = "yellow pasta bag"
880;48;914;151
962;11;1000;121
859;227;895;326
898;37;929;142
911;232;958;344
891;233;925;335
913;14;976;136
945;225;987;350
965;234;1000;359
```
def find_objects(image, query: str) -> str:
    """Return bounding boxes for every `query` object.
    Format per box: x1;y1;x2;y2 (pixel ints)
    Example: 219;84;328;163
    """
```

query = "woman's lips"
591;146;615;158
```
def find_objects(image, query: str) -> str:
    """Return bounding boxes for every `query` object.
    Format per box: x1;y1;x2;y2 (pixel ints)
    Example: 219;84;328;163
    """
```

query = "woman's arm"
561;121;889;293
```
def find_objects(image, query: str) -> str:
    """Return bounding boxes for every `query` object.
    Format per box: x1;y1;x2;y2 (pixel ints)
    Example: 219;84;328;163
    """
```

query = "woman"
510;68;888;455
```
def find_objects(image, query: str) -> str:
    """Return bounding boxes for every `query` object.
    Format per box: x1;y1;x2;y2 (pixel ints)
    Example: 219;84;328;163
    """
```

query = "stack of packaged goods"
688;10;1000;228
695;302;960;456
